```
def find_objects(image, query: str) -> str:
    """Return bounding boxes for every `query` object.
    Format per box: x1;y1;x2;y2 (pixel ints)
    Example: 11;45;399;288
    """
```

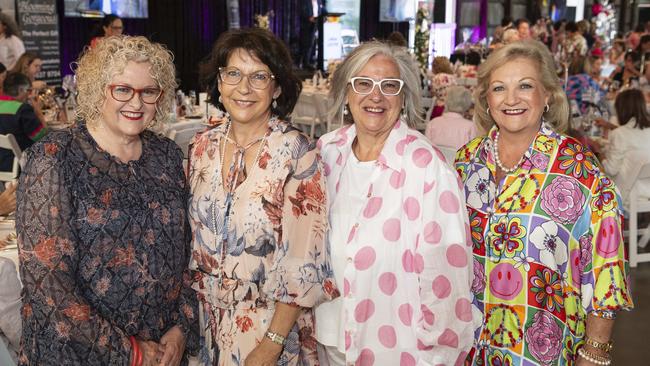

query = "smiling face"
99;61;158;140
486;57;549;138
489;262;523;300
217;48;280;128
346;54;403;140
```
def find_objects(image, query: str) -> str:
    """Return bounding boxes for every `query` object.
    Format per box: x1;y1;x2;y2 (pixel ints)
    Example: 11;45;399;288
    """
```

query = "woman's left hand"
157;325;185;366
244;338;283;366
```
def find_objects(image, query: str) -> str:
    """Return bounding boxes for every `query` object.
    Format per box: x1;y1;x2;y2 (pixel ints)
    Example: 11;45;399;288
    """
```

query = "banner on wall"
17;0;61;85
226;0;240;29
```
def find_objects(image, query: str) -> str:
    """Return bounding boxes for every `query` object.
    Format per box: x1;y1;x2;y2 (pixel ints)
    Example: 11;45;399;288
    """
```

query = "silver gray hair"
328;41;423;128
445;86;473;113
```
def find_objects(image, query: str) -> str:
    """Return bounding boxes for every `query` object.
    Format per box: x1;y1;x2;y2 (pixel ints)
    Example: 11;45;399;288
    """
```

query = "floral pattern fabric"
188;118;338;366
317;120;475;365
16;123;198;365
454;122;633;366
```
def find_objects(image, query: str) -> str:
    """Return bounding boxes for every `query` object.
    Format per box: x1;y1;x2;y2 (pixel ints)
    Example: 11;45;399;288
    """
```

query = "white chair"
291;93;326;138
171;125;206;158
436;145;458;166
0;134;22;181
623;155;650;267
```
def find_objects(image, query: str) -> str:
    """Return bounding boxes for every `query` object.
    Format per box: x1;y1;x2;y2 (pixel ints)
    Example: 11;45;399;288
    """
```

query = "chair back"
172;126;205;158
618;150;650;202
0;134;21;181
436;145;458;166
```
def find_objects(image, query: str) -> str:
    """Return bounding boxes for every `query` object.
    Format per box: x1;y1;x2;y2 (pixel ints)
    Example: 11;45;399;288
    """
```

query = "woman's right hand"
139;340;163;366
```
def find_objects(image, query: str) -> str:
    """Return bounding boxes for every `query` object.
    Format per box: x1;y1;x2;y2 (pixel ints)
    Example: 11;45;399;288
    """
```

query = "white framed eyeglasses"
349;77;404;96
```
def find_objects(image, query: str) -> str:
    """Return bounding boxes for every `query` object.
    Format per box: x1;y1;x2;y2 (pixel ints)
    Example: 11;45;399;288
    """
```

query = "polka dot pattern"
354;299;375;323
446;244;468;268
403;197;420;220
355;246;376;271
378;325;397;348
318;126;473;364
378;272;397;295
382;218;401;241
439;190;460;213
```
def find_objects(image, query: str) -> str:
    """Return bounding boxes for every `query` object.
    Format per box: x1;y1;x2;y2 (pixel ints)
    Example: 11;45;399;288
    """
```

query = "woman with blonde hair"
456;40;632;365
16;35;198;366
316;40;474;365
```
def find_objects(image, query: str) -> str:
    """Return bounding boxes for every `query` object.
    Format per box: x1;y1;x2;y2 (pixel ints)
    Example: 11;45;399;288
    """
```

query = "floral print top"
187;118;338;365
317;121;475;365
454;122;633;366
16;123;198;365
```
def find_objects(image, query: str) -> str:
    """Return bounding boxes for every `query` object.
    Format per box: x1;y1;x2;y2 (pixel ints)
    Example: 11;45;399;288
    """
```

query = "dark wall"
57;0;404;91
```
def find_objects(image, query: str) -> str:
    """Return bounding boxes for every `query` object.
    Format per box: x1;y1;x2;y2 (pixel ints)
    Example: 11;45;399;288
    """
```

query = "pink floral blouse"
317;120;475;365
187;119;338;365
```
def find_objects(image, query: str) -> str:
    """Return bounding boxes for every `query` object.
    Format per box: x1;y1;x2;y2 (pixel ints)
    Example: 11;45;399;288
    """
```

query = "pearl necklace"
493;130;525;174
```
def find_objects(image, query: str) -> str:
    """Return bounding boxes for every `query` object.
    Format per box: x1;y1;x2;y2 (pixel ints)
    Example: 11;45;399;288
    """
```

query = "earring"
544;104;550;113
272;98;278;109
401;101;407;120
486;106;490;115
218;96;223;104
343;104;349;116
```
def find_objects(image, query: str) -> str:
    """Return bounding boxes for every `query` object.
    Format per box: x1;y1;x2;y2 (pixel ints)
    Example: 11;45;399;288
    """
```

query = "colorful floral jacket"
454;122;633;366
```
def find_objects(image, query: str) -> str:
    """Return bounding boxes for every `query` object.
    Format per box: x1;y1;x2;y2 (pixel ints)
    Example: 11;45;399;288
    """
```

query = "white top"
315;152;375;352
316;121;475;365
0;35;25;70
0;256;21;363
602;119;650;199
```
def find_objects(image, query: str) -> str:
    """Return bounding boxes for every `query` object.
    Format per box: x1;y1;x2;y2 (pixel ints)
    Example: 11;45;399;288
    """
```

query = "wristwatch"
265;330;286;345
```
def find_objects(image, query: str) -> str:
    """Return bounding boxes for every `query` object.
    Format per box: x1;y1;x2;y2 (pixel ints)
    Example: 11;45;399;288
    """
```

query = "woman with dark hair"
601;88;650;199
189;27;338;366
0;13;25;70
90;14;123;48
611;51;641;88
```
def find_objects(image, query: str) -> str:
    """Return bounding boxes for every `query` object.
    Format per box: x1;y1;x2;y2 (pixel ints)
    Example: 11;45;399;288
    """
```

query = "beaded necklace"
211;117;272;275
494;130;526;174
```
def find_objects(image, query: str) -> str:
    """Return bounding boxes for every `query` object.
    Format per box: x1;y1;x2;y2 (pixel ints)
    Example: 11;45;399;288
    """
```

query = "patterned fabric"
317;121;475;365
564;74;606;115
16;123;199;365
188;118;338;366
454;122;633;366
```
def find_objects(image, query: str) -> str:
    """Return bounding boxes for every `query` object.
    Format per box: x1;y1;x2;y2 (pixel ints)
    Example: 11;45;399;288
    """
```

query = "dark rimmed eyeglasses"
218;67;275;90
349;77;404;96
107;84;163;104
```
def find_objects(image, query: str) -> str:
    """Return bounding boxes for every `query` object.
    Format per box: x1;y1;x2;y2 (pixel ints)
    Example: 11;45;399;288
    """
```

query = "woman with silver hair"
315;41;474;365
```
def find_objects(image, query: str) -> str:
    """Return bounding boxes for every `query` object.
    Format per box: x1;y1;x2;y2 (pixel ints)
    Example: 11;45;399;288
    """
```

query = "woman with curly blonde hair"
16;35;198;366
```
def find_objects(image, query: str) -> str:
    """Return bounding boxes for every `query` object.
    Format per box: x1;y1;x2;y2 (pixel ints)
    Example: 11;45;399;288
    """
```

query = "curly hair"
474;40;569;133
328;41;423;128
74;35;177;129
200;27;300;120
432;56;453;74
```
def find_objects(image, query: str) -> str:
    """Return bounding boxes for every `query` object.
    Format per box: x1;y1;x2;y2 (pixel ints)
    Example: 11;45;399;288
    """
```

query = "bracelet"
265;330;286;345
578;346;611;366
585;337;613;353
129;336;142;366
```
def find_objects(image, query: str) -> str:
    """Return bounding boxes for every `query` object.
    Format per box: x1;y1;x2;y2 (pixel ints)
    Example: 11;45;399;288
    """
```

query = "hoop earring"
544;104;550;113
218;96;223;104
486;106;490;115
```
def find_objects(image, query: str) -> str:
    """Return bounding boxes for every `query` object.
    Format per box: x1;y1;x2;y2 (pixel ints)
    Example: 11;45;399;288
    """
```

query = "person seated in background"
425;85;477;151
10;52;45;92
502;27;521;45
563;21;588;58
600;88;650;201
611;51;641;88
0;254;21;363
565;55;608;115
515;18;531;40
0;72;47;172
0;13;25;71
430;56;457;118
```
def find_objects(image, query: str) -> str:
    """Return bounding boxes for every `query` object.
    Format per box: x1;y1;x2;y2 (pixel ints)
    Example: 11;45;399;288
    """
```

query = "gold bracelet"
585;337;613;353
